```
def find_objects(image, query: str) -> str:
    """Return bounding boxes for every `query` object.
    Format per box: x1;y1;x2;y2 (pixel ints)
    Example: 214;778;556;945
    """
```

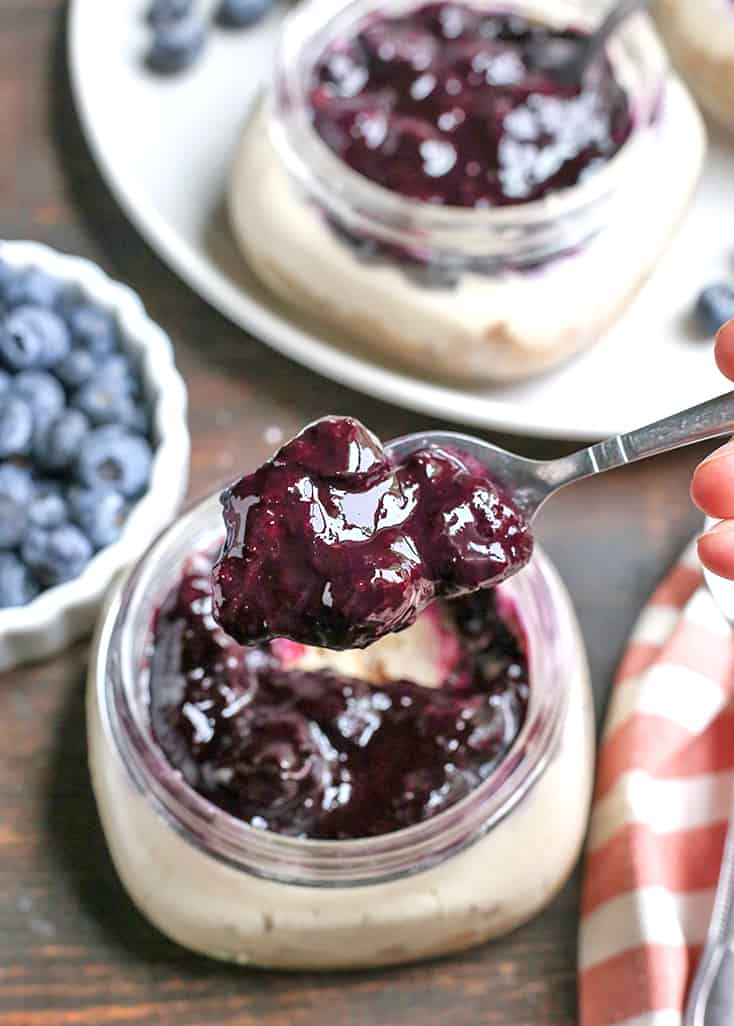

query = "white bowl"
0;240;190;672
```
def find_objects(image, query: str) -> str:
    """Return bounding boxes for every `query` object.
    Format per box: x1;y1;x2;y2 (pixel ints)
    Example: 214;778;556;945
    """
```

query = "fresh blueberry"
72;379;144;429
146;12;207;73
0;397;33;458
27;482;67;530
216;0;272;27
0;463;35;505
76;426;153;498
62;300;119;356
146;0;194;24
34;409;90;472
0;552;40;608
0;494;26;549
696;284;734;336
0;306;71;371
55;347;97;389
1;267;63;309
13;370;66;416
0;369;9;398
0;258;15;294
68;486;129;550
22;523;93;587
97;353;138;392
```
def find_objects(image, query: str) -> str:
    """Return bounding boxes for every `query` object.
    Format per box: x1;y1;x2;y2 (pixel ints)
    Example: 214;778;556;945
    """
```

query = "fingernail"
702;519;734;538
716;317;734;339
699;438;734;466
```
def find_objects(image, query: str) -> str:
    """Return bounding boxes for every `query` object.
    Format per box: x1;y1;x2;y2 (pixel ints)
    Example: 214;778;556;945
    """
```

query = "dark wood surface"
0;2;717;1023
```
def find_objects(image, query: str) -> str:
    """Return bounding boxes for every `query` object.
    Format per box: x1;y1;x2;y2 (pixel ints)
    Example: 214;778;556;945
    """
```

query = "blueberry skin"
696;284;734;336
72;380;144;430
76;427;153;499
146;13;207;73
0;397;33;458
146;0;194;25
0;369;9;398
0;552;40;608
68;486;129;550
217;0;272;27
62;300;119;356
0;494;26;549
0;463;35;505
55;347;97;389
0;306;71;371
1;267;63;310
13;370;66;419
34;409;90;473
27;483;67;530
21;523;93;588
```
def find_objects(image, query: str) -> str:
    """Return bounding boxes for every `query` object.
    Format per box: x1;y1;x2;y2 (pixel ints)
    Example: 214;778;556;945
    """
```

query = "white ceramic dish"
68;0;733;440
0;240;189;673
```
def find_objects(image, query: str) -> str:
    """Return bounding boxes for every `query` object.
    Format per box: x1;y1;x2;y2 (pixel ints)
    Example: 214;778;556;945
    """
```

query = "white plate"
68;0;734;440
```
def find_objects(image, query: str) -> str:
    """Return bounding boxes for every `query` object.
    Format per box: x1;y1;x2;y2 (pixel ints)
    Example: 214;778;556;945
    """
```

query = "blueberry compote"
309;3;633;207
150;551;530;839
212;416;532;650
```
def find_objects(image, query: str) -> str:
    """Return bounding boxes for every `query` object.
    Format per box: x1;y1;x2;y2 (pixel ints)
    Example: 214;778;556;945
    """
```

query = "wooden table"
0;2;717;1023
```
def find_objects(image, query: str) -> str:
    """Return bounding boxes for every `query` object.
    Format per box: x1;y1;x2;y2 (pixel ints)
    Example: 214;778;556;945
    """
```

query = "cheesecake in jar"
87;419;595;969
229;0;704;382
655;0;734;133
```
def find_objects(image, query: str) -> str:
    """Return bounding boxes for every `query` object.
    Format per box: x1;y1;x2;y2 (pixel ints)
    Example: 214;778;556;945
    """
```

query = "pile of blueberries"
145;0;273;74
0;261;154;609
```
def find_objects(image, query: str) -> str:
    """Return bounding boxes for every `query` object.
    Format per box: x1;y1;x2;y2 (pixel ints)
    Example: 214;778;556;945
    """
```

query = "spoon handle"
541;390;734;500
577;0;652;78
588;389;734;471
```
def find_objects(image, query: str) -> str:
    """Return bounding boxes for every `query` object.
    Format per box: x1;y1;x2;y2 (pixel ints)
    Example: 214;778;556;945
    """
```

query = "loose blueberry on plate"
146;12;208;73
216;0;273;28
146;0;194;25
696;283;734;336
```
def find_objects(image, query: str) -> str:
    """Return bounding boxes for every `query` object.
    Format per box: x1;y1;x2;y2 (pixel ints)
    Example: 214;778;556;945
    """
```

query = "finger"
690;440;734;517
698;520;734;580
714;319;734;380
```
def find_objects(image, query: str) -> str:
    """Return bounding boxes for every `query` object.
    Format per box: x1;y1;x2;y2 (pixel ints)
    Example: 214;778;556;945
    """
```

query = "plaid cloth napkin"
579;541;734;1026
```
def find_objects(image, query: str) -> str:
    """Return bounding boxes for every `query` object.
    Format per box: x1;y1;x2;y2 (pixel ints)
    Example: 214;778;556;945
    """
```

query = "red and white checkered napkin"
579;541;734;1026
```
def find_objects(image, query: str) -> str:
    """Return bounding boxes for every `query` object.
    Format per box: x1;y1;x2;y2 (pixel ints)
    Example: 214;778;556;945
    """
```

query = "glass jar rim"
96;491;572;887
270;0;667;267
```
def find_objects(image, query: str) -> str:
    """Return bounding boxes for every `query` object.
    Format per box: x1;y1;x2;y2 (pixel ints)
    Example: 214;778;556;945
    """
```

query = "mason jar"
87;491;595;970
228;0;703;382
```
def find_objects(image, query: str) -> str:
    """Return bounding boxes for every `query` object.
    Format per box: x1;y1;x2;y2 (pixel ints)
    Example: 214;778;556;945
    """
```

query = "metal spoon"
683;549;734;1026
387;390;734;524
541;0;653;87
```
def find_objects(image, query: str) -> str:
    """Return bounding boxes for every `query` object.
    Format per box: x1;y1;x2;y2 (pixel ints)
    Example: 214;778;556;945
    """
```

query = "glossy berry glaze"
309;3;633;207
212;416;533;650
149;551;530;839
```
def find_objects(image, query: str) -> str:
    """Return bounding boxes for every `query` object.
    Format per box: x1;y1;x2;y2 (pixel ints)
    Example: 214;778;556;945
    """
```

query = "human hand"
691;320;734;579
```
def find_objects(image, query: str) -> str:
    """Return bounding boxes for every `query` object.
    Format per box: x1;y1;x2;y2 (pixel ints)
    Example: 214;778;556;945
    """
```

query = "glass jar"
87;492;595;970
227;0;705;383
270;0;665;270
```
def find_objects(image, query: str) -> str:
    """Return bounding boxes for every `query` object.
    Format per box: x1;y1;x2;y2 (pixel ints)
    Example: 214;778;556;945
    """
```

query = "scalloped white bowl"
0;240;189;672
